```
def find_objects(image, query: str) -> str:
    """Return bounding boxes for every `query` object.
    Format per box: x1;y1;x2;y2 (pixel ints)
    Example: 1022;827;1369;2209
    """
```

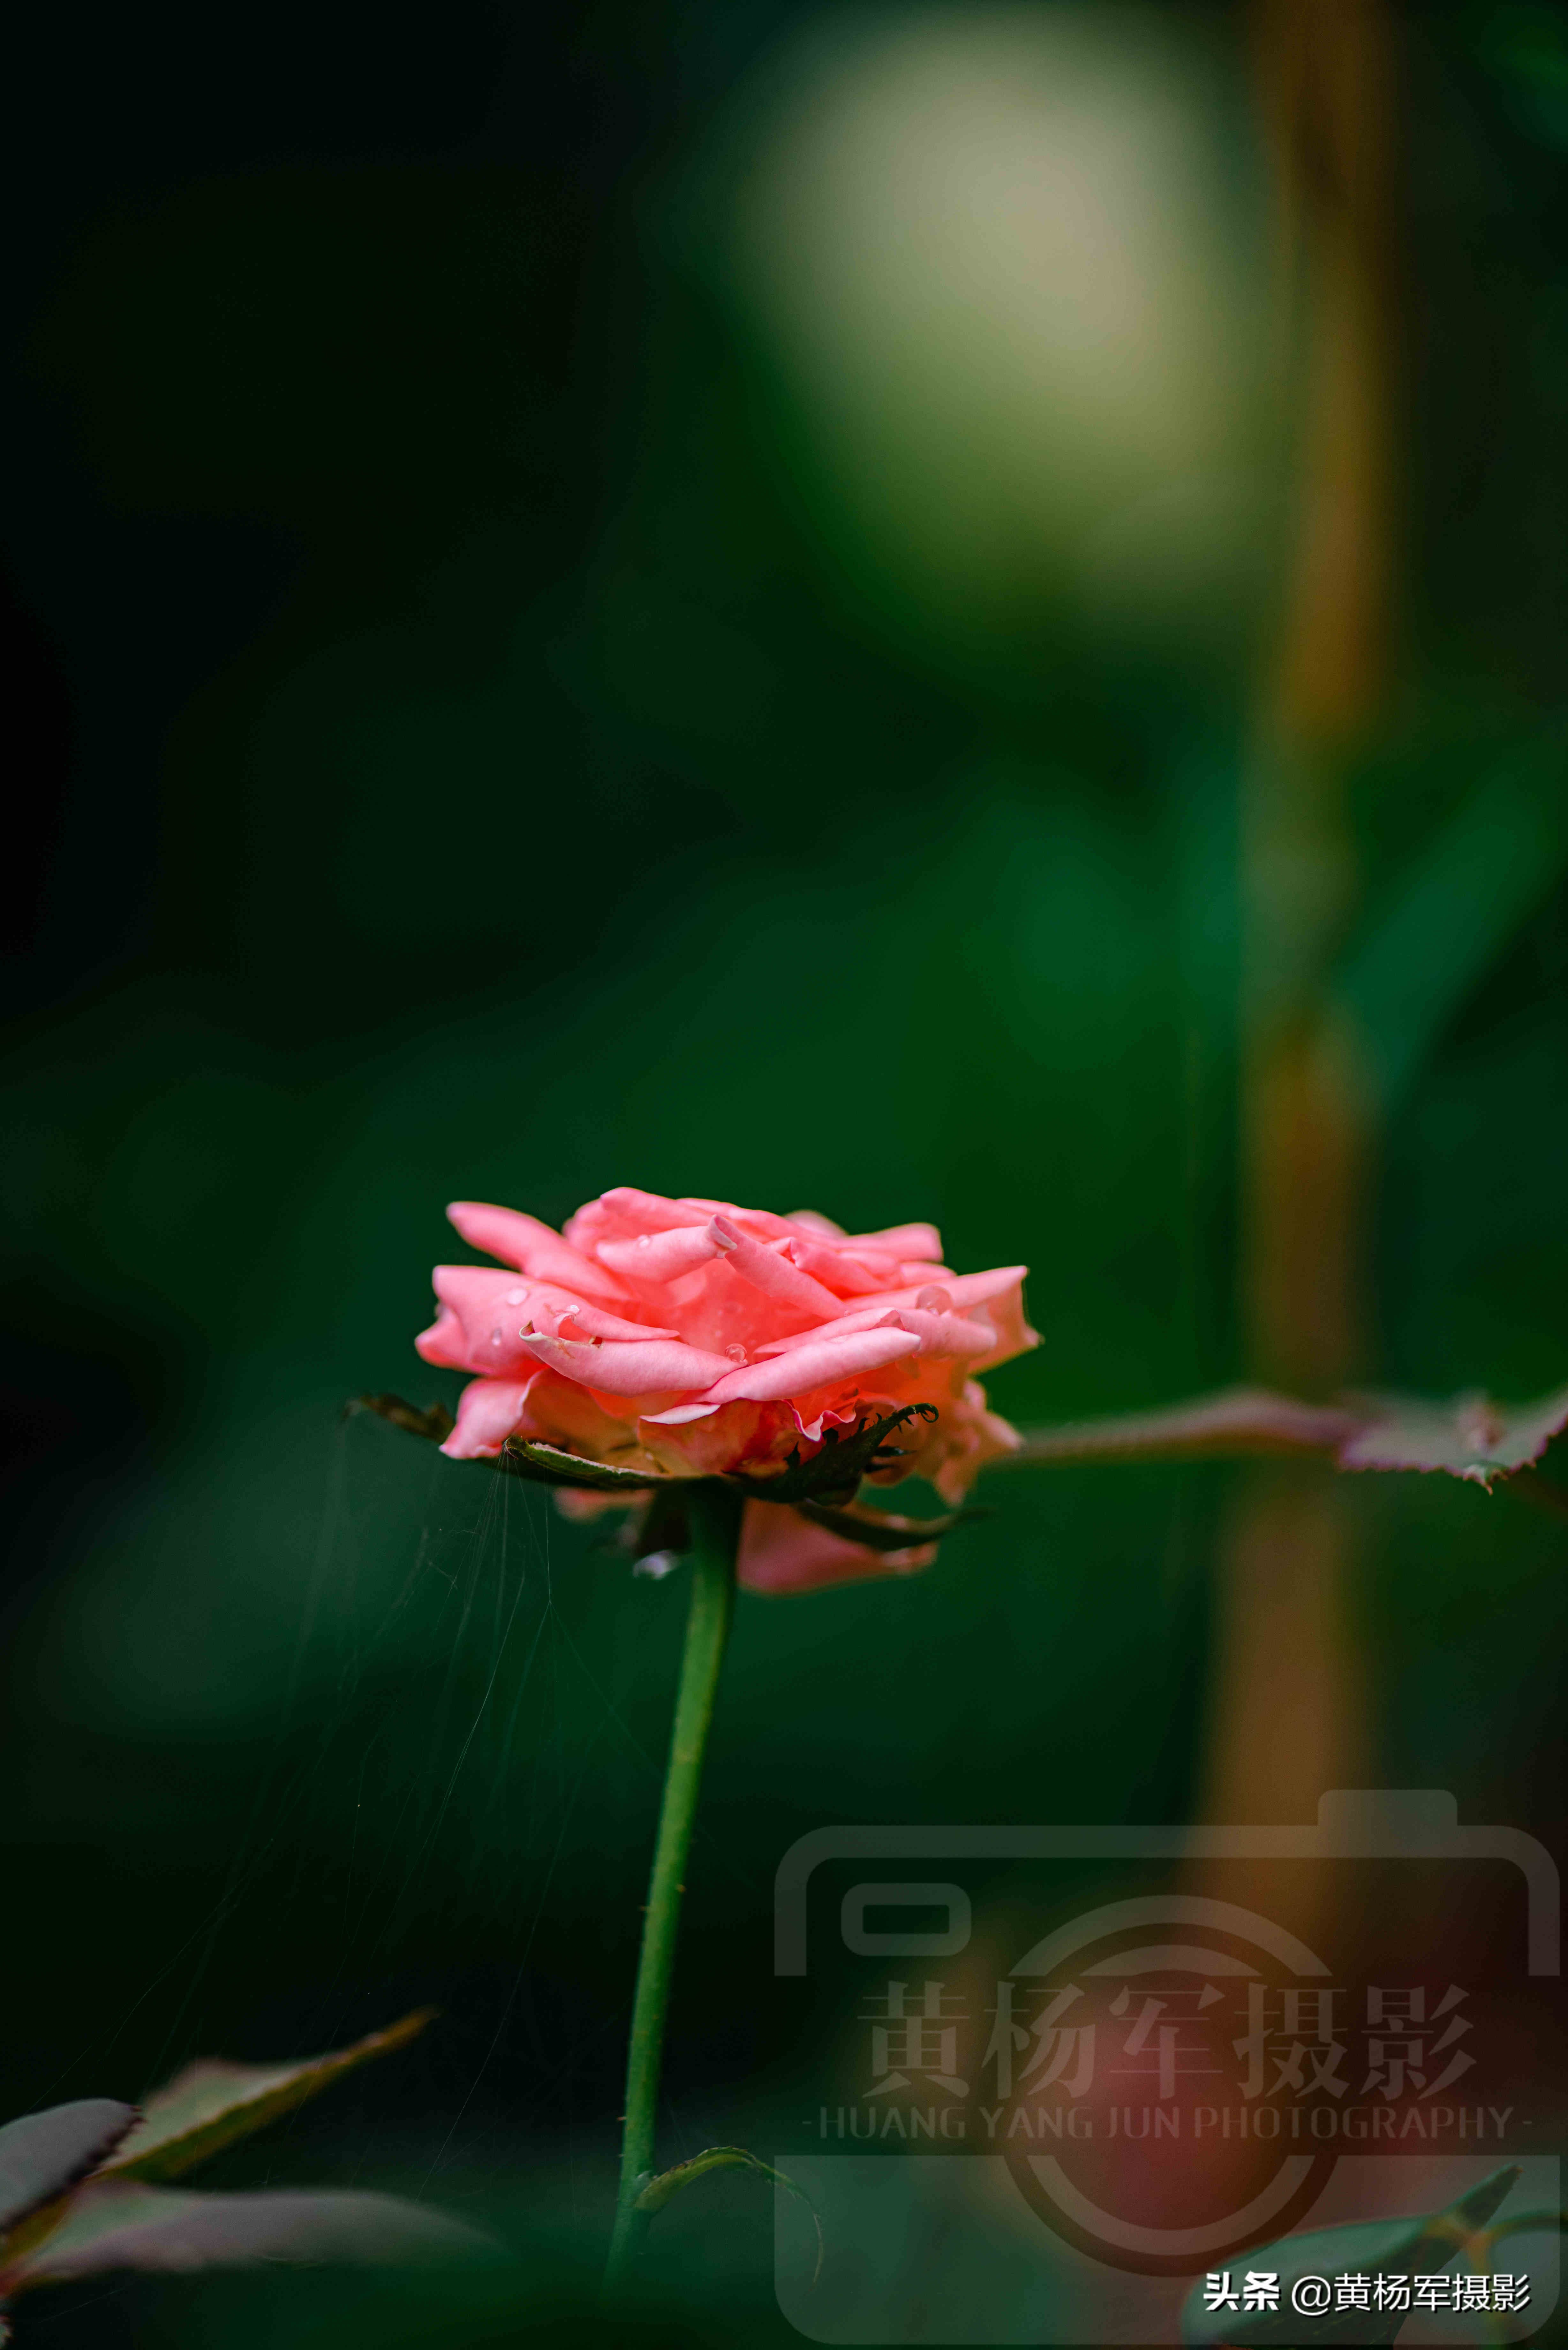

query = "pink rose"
416;1188;1036;1593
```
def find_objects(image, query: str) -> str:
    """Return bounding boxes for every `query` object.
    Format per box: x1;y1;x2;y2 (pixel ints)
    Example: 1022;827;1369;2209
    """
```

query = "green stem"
606;1480;742;2289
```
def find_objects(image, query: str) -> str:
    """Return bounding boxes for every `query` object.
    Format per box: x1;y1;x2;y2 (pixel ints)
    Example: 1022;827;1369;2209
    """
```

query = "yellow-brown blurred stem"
1201;0;1394;1852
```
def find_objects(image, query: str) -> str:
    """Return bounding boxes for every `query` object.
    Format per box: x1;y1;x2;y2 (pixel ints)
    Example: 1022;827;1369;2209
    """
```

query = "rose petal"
417;1267;676;1373
754;1306;997;1360
597;1188;712;1234
534;1300;678;1342
441;1377;541;1458
517;1333;735;1396
677;1198;803;1241
779;1239;900;1296
596;1227;720;1282
855;1266;1029;1315
737;1499;936;1595
414;1303;469;1368
785;1209;848;1238
446;1202;630;1302
708;1217;846;1321
843;1223;943;1260
690;1326;922;1406
792;1401;861;1442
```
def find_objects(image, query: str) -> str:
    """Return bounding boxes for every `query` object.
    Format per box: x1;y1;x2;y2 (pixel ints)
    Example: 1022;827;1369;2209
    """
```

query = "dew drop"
633;1550;682;1581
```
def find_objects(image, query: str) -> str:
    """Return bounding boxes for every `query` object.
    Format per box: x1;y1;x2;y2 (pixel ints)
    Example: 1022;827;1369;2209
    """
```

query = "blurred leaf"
1469;2202;1568;2260
499;1439;664;1494
349;1394;456;1444
1336;732;1568;1106
99;2008;437;2185
1338;1382;1568;1486
794;1497;985;1553
3;2180;489;2291
729;1404;939;1506
1475;4;1568;149
1010;1388;1361;1467
634;2145;822;2283
0;2103;136;2232
1180;2163;1522;2345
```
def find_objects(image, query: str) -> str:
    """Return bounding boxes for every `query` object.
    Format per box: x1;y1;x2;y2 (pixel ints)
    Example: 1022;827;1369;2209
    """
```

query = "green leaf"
498;1438;667;1493
793;1497;986;1554
1335;732;1568;1107
1338;1383;1568;1487
352;1397;670;1494
2;2181;488;2291
1471;2204;1568;2255
0;2104;137;2233
728;1404;939;1507
97;2009;438;2186
1180;2163;1522;2345
348;1393;455;1444
633;2146;822;2284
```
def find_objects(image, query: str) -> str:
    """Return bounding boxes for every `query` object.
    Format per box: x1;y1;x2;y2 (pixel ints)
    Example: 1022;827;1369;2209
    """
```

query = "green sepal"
727;1404;938;1507
498;1438;666;1493
793;1497;987;1553
348;1393;455;1444
350;1397;669;1494
633;2145;822;2283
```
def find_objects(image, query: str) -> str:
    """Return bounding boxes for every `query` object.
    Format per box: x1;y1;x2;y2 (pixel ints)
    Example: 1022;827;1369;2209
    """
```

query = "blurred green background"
3;2;1567;2341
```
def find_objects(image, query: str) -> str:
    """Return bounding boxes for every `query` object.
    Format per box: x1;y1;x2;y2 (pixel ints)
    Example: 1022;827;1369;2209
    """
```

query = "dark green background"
3;3;1566;2340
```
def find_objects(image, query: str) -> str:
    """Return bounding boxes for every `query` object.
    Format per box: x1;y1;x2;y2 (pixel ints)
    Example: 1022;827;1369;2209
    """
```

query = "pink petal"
441;1377;540;1458
708;1216;845;1320
754;1306;996;1360
678;1197;802;1240
780;1238;898;1296
596;1226;720;1282
446;1202;630;1302
737;1499;936;1595
640;1401;721;1424
692;1325;922;1406
597;1187;712;1233
843;1222;943;1260
854;1265;1030;1315
415;1267;550;1374
413;1267;675;1375
517;1333;735;1396
792;1401;861;1442
415;1303;469;1368
536;1300;678;1342
882;1307;998;1358
785;1209;848;1238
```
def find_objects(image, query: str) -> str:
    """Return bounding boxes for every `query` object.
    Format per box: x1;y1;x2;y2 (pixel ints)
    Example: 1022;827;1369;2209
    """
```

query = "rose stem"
606;1478;742;2288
